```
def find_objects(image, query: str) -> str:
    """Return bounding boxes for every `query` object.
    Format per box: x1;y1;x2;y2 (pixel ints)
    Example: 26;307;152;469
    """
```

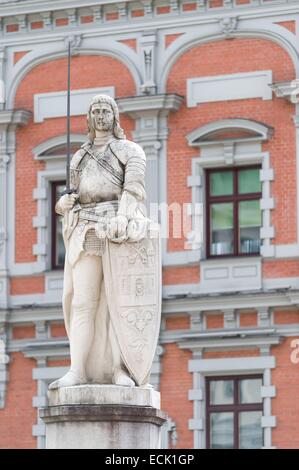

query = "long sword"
62;38;76;196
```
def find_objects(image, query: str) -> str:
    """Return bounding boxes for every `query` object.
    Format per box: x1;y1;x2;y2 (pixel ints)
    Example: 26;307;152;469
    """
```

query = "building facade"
0;0;299;449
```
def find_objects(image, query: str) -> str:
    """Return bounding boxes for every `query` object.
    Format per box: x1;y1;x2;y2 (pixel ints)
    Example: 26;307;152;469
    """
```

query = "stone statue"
49;94;161;390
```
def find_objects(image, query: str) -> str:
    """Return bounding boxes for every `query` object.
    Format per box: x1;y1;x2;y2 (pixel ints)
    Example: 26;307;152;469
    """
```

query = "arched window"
186;119;274;290
32;135;85;270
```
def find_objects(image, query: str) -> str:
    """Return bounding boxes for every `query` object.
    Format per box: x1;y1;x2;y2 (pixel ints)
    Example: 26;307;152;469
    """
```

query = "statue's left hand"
107;215;128;241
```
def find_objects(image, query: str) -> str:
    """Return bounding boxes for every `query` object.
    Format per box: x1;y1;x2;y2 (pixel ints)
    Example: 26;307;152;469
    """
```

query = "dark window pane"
238;168;261;194
239;378;262;404
210;380;234;405
210;412;234;449
239;411;263;449
210;171;233;196
239;200;261;254
210;203;234;255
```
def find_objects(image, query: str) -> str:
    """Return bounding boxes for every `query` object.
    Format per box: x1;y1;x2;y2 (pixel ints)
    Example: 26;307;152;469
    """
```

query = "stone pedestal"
39;385;167;449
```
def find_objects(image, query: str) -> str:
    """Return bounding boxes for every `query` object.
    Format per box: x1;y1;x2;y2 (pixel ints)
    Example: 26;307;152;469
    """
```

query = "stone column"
0;109;31;308
40;385;166;449
117;94;183;263
117;94;183;211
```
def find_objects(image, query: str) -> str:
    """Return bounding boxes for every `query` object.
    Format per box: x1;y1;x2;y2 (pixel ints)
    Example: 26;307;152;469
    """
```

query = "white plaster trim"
7;39;141;109
200;257;262;293
33;133;86;160
34;86;114;122
187;119;273;146
159;22;299;92
189;356;275;373
187;70;272;108
188;357;276;449
186;141;275;258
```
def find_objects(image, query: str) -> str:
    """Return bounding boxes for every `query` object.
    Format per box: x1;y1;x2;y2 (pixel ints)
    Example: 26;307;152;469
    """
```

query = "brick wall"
0;352;37;449
14;55;135;263
272;337;299;449
166;38;296;256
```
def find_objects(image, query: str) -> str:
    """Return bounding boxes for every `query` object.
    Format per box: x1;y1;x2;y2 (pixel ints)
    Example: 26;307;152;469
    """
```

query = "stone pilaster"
117;94;183;216
138;31;158;95
0;109;31;308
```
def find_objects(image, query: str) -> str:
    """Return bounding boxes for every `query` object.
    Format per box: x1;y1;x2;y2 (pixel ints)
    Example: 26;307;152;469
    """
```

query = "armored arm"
117;142;146;220
55;148;84;215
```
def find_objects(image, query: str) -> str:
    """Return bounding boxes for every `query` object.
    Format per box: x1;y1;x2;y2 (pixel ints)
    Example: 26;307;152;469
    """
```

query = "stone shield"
103;233;161;386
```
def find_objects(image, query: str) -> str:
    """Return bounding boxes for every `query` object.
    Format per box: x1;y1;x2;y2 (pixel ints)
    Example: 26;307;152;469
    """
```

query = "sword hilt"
60;188;78;196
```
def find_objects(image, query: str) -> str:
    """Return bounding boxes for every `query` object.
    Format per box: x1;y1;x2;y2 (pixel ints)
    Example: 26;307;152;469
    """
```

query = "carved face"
90;103;114;132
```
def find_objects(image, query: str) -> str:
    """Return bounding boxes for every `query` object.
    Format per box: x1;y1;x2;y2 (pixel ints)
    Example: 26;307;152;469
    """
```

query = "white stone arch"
7;39;142;108
32;133;87;160
186;117;275;259
32;133;87;271
159;23;299;93
187;118;273;146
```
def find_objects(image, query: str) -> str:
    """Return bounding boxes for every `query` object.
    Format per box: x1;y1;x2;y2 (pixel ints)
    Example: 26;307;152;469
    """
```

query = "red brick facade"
1;0;299;450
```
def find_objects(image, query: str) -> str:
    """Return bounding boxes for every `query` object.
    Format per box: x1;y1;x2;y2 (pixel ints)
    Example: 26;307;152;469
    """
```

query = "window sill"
200;256;262;293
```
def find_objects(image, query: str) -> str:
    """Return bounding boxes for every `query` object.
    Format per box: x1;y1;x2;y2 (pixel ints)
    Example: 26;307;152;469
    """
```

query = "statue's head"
87;94;125;142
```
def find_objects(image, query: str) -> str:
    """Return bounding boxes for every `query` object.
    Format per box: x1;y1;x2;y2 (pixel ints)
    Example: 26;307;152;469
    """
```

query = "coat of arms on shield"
104;233;161;386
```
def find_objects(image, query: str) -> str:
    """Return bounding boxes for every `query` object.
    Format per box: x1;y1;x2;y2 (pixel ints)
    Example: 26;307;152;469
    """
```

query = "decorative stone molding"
141;0;153;17
219;16;238;39
190;311;203;331
0;109;31;308
199;257;262;293
187;71;273;108
90;6;103;23
150;344;164;390
66;9;77;27
35;320;48;340
161;417;178;449
117;93;183;149
33;133;86;160
32;134;86;269
223;308;236;328
139;31;158;95
34;86;113;123
0;47;6;108
16;14;27;32
117;2;127;19
186;119;275;258
31;365;68;448
117;94;183;208
64;33;82;51
0;318;9;409
271;79;299;104
186;355;277;448
40;11;52;29
187;119;273;145
258;307;271;327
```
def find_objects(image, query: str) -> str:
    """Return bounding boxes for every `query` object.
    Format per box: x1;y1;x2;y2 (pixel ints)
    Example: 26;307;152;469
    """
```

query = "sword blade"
66;40;71;191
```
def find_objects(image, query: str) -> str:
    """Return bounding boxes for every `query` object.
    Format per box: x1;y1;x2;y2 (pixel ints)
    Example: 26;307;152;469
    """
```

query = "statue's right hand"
57;193;79;214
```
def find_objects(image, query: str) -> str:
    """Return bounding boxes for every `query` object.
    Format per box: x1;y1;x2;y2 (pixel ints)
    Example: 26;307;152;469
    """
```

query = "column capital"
0;109;31;128
117;93;184;118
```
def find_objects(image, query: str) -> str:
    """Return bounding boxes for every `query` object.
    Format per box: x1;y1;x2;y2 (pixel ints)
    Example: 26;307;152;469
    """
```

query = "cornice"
117;93;184;116
0;109;32;126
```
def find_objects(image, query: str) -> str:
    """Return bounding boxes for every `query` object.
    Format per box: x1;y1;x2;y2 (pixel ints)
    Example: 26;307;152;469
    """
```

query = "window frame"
206;165;262;258
51;180;66;270
206;374;264;449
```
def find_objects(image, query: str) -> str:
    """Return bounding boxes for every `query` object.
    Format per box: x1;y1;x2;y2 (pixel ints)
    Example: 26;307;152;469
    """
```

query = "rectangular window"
206;166;262;257
206;375;263;449
51;181;66;269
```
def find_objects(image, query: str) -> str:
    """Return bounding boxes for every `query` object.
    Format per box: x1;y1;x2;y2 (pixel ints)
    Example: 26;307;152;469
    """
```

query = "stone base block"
39;385;167;449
